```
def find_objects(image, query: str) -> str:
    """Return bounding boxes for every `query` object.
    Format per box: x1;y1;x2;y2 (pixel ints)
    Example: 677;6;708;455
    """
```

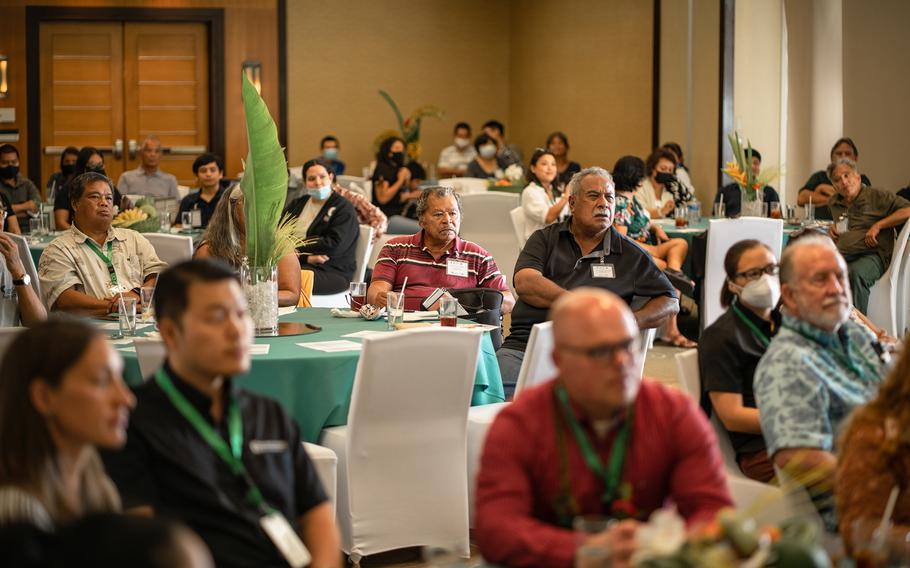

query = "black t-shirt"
698;301;779;456
177;186;226;229
501;220;676;352
0;193;12;232
556;161;582;189
101;365;327;567
371;160;406;218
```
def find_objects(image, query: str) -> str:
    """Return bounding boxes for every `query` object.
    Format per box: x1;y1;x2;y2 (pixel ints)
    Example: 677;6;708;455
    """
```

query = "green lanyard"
84;239;118;286
554;384;633;507
731;303;771;348
155;369;270;513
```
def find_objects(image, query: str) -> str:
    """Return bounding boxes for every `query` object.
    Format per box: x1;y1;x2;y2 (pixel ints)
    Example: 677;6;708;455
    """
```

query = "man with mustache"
497;167;678;396
754;235;888;528
367;186;515;312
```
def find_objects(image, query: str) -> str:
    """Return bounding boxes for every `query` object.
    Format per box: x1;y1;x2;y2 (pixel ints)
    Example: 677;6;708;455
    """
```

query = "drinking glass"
181;211;193;229
386;291;404;330
674;206;688;227
118;297;138;337
140;286;156;322
851;518;890;568
804;203;816;222
574;516;613;568
439;296;459;327
769;202;782;219
159;210;171;231
761;202;770;218
347;282;367;311
712;201;726;218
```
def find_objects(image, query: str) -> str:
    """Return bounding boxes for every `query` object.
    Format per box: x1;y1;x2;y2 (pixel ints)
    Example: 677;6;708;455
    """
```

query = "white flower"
632;507;686;564
505;164;524;182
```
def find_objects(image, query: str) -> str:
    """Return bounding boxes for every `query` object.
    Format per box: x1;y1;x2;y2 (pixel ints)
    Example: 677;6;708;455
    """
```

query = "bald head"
551;288;638;343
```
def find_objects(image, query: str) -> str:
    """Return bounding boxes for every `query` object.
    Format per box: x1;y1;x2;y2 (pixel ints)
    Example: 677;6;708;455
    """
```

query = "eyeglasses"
734;263;779;282
558;337;641;362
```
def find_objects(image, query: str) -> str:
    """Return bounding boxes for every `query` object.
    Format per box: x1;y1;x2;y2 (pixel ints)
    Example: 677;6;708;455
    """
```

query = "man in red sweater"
475;288;732;568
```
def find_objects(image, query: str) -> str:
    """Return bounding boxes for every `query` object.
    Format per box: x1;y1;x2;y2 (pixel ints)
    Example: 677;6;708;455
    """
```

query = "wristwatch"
12;273;30;287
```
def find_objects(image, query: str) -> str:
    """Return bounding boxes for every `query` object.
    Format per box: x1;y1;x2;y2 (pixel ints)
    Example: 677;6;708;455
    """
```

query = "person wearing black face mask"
637;148;692;219
370;136;420;234
46;146;79;204
0;144;41;231
53;147;124;230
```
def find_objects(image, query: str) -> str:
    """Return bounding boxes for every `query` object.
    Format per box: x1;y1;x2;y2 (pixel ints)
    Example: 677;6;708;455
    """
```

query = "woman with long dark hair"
370;136;420;234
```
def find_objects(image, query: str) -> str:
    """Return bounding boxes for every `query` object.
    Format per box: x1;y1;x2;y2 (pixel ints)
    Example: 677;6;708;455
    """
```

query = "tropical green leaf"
378;89;405;133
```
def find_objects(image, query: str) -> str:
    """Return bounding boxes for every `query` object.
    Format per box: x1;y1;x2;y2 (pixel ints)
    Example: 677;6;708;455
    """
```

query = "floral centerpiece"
722;132;779;217
377;90;444;161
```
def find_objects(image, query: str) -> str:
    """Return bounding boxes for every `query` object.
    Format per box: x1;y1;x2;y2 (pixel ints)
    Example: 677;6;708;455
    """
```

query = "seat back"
438;177;488;196
133;337;167;382
353;225;374;282
4;232;42;300
302;442;337;518
867;221;910;336
509;206;527;250
459;193;522;295
514;321;556;397
703;218;783;329
0;326;24;367
142;233;193;267
635;327;656;380
336;175;372;201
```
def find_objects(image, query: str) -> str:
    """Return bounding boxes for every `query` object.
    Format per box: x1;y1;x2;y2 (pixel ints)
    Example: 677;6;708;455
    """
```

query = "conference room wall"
285;0;512;176
0;0;281;179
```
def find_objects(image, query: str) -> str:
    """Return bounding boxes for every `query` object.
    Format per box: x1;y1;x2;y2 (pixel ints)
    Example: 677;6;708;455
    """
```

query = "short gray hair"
567;167;614;198
416;185;462;219
779;233;840;285
826;157;858;180
141;135;162;150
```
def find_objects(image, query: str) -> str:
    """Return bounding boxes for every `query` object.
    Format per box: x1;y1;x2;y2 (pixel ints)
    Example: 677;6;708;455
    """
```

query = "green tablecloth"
27;229;203;266
116;308;505;442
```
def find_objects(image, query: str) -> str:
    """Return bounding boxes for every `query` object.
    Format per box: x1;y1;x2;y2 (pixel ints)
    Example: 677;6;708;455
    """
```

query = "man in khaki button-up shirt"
38;172;167;316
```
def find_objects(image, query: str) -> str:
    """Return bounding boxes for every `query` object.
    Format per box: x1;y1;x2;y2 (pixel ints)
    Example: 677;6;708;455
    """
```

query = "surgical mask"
0;165;18;180
307;184;332;201
323;148;339;160
61;164;76;176
87;164;107;176
479;144;497;159
655;172;676;185
733;273;780;310
454;137;470;149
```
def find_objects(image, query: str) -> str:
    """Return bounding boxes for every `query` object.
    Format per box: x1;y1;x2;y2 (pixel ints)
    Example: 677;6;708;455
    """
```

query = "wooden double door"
39;21;210;191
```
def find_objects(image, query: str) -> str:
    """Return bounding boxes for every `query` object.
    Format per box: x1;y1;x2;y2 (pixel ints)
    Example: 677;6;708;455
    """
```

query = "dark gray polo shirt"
501;218;676;352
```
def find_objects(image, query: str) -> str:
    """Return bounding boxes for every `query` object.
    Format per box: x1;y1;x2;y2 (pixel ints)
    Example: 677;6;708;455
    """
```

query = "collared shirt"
101;364;327;568
502;220;676;352
754;314;887;457
475;379;733;568
437;144;478;173
332;184;387;243
371;230;509;310
38;225;168;308
117;167;180;200
0;174;40;207
177;186;226;229
827;186;910;266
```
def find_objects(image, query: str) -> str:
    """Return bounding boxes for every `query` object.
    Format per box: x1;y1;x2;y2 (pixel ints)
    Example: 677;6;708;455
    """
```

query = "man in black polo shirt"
102;260;340;568
176;153;227;229
497;167;678;394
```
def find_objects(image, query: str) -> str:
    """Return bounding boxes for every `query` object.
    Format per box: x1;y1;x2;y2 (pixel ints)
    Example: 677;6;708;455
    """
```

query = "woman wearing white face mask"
283;158;360;294
466;133;505;180
699;239;781;483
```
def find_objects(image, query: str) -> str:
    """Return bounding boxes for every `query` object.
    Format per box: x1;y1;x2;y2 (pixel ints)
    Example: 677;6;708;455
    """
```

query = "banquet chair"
302;442;338;518
866;221;910;337
437;177;488;196
310;225;374;308
0;326;24;366
297;270;315;307
336;175;372;202
703;218;783;330
143;233;194;267
509;206;527;249
4;232;42;299
318;328;483;563
133;337;167;382
459;193;522;295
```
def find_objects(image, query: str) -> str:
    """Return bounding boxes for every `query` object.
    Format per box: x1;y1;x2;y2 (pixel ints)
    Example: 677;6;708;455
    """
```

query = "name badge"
249;440;289;454
591;264;615;279
260;512;311;567
446;259;469;278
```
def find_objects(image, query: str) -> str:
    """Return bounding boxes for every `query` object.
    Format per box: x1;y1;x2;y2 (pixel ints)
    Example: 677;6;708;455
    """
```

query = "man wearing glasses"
38;172;167;316
476;288;732;568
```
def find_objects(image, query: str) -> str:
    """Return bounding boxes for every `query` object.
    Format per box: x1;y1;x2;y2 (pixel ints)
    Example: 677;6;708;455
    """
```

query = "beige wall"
844;0;910;191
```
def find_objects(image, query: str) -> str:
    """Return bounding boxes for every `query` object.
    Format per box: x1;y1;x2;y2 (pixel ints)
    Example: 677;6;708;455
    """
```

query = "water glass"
713;201;726;218
140;286;156;322
761;202;770;218
347;282;367;311
674;206;688;227
386;291;404;330
118;297;138;337
804;203;816;222
851;518;890;567
574;516;613;568
181;211;193;228
438;296;459;327
768;201;782;219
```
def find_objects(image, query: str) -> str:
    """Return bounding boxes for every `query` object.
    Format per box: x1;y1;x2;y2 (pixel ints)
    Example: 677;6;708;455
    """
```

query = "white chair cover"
132;337;167;382
336;175;372;202
4;232;42;299
438;177;488;196
513;321;556;397
302;442;338;518
703;218;783;329
318;328;482;562
142;233;193;268
509;206;527;250
367;233;395;270
458;193;522;295
867;221;910;336
311;225;374;308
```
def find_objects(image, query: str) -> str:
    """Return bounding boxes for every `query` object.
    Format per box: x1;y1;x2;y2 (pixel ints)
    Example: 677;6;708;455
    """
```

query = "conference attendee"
437;122;477;177
0;318;134;529
371;136;420;234
368;185;515;312
176;153;227;230
476;289;733;568
465;133;506;180
0;144;40;231
754;235;887;529
194;186;301;307
53;146;126;231
39;172;167;316
798;137;872;220
285;158;360;295
636;148;691;219
101;260;341;568
1;193;20;234
520;148;568;241
836;344;910;553
116;135;180;200
497;167;678;394
482;119;522;168
713;148;781;218
546;131;581;189
699;240;780;483
0;232;46;327
661;142;696;198
320;135;345;176
612;156;695;348
826;158;910;314
45;146;79;203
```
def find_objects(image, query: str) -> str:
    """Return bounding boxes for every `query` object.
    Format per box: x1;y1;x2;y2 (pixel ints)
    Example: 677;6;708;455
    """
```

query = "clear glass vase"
740;187;765;217
242;263;279;336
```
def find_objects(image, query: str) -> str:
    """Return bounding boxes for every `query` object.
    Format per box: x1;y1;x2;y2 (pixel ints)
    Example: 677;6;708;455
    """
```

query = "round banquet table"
113;307;506;443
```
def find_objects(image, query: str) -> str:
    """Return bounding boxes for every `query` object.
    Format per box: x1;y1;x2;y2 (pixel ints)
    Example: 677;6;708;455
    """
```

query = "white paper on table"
341;330;391;339
296;340;362;353
97;322;154;331
108;338;133;345
144;330;161;338
118;346;136;353
249;344;271;355
402;311;439;322
278;307;297;317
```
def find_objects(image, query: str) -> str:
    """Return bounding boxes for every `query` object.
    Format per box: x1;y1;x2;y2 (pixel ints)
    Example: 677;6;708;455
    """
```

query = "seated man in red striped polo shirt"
367;186;515;312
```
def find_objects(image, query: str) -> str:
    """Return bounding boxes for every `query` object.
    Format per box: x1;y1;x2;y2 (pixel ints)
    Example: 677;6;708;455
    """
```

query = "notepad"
296;340;362;353
250;344;271;355
341;330;391;339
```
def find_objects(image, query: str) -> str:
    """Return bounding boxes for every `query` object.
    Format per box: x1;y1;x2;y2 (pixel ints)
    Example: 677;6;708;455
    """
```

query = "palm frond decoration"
378;90;444;160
